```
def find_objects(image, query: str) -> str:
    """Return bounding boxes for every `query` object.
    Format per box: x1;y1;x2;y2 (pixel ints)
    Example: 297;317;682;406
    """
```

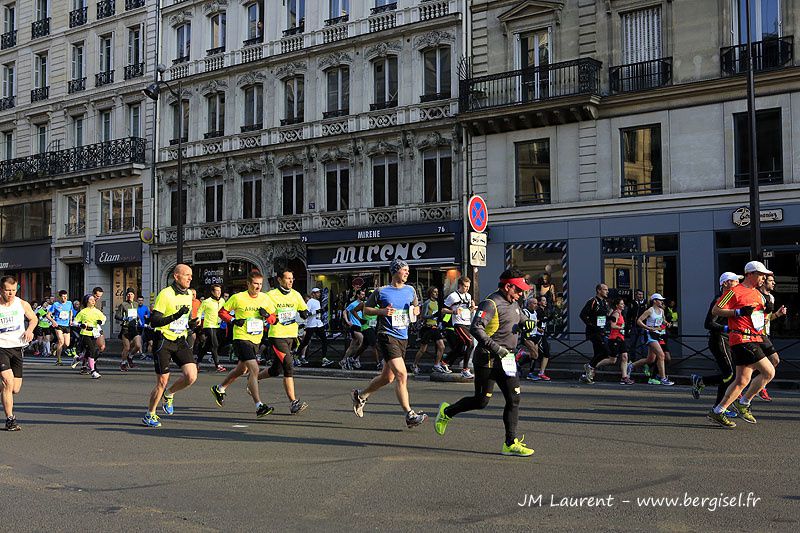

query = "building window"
128;104;140;138
99;109;112;142
734;108;782;187
621;7;662;64
515;139;551;205
0;200;51;243
242;175;262;219
35;0;47;20
66;192;85;235
176;23;191;61
372;155;398;207
287;0;304;29
373;56;398;109
205;178;224;223
207;92;225;136
99;34;113;73
733;0;781;43
422;47;451;101
330;0;349;18
171;99;189;142
284;76;304;125
100;186;142;234
282;168;304;216
325;66;349;117
210;12;226;50
35;123;47;154
71;43;83;79
2;131;12;159
1;62;13;97
34;52;47;88
3;4;15;33
621;125;662;196
170;186;187;225
246;1;264;41
128;26;142;65
423;148;452;203
72;115;84;147
325;162;349;212
243;85;262;130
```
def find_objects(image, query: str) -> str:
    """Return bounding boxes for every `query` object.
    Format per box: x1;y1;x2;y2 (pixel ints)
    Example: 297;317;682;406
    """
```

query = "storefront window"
0;200;51;242
507;242;567;333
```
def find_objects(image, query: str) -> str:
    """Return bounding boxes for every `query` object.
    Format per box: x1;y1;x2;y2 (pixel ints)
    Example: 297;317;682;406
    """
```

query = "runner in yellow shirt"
74;294;107;380
210;272;275;418
197;284;226;372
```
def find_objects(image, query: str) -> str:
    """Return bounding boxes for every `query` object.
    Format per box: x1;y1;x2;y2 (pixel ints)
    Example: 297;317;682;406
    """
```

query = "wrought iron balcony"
125;0;145;10
241;123;263;133
172;55;190;65
283;21;305;37
242;35;263;47
420;91;451;103
169;137;188;145
206;46;225;56
69;7;88;27
204;130;224;139
103;216;139;234
516;191;551;206
280;116;303;126
31;18;50;39
95;70;114;87
370;99;398;111
0;137;147;184
0;30;15;49
65;222;86;237
610;57;672;93
325;14;349;26
323;108;349;119
0;96;14;111
371;2;397;15
621;180;663;198
721;36;793;75
735;170;783;188
124;63;145;80
31;87;49;102
68;78;86;94
97;0;116;20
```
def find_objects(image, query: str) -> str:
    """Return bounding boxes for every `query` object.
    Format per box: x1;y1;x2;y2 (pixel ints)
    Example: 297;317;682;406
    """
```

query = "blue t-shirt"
365;285;418;340
345;300;362;328
49;301;75;327
137;305;151;328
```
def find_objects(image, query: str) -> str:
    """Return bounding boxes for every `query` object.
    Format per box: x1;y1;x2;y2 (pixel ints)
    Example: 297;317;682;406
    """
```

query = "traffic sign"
468;195;488;233
469;245;487;267
470;232;487;246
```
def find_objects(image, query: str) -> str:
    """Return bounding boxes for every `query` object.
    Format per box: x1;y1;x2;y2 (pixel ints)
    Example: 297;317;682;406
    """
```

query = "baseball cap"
744;261;773;275
500;276;533;292
310;287;321;293
650;293;665;301
718;272;743;286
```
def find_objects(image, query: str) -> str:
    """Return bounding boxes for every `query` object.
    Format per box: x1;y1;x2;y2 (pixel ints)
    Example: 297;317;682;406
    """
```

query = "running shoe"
55;359;62;366
724;408;738;418
290;400;308;415
660;377;675;386
256;403;274;418
216;365;227;373
643;364;652;377
210;385;226;407
120;362;129;372
339;358;351;370
647;378;661;385
292;358;302;367
461;369;474;379
71;356;81;369
432;364;445;373
579;374;594;384
583;363;595;381
5;417;20;431
142;413;161;428
352;358;361;369
526;372;540;381
434;402;450;436
758;388;772;402
322;358;335;367
537;373;551;382
405;411;428;428
127;357;136;369
690;374;704;400
441;363;452;374
620;377;635;385
351;389;366;418
299;357;309;366
706;409;736;429
162;394;175;415
91;371;101;379
501;436;534;457
79;366;89;375
731;401;756;424
412;365;420;375
626;362;633;378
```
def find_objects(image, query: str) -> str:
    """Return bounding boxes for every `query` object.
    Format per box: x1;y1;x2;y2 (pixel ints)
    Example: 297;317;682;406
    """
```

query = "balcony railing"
280;116;303;126
68;78;86;94
460;58;602;113
103;216;139;235
420;90;451;103
721;36;793;75
241;123;263;133
204;130;224;139
325;14;349;26
97;0;116;19
734;171;783;188
69;7;88;27
31;87;49;102
95;70;114;87
242;35;263;47
173;55;190;65
516;191;551;206
621;180;663;198
609;57;672;94
283;22;305;37
125;0;145;10
323;108;349;119
370;99;398;111
0;96;14;110
169;137;188;145
31;18;50;39
65;222;86;237
0;138;147;184
206;46;225;56
371;2;397;15
124;63;145;80
0;30;16;49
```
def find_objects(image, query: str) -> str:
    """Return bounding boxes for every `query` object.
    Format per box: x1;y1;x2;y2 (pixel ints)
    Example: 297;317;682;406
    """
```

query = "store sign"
194;250;226;264
94;241;142;265
732;206;784;227
301;220;460;244
0;243;51;270
308;238;457;270
199;266;225;286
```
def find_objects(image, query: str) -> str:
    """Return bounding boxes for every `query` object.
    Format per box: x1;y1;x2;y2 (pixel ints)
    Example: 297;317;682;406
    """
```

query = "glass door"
518;29;550;102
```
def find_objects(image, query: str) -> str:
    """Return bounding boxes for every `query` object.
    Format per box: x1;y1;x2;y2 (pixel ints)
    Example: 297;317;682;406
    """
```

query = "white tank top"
0;297;27;348
645;307;663;329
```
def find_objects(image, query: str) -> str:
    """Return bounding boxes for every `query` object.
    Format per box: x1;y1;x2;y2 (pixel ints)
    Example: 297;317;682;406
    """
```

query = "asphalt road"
2;362;799;532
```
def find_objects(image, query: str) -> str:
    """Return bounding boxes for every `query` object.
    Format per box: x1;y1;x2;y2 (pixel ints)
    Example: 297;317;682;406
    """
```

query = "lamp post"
744;0;761;261
143;67;185;264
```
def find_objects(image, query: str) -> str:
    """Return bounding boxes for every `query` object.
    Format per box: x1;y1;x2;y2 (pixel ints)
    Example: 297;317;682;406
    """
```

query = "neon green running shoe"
502;436;534;457
706;409;736;428
731;401;756;424
435;402;450;436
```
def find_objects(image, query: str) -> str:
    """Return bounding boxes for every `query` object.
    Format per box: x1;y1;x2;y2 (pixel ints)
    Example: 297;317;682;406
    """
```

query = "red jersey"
716;284;766;345
609;313;624;341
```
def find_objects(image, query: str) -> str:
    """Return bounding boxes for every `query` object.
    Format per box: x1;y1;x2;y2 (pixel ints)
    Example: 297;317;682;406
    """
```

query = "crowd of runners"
0;256;788;452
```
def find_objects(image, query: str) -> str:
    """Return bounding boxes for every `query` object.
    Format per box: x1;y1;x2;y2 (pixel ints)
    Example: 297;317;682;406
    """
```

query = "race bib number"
751;310;765;332
92;326;101;338
278;308;295;326
169;316;188;334
0;324;20;334
596;316;606;328
500;354;518;377
458;308;472;321
59;311;70;320
127;309;137;320
391;310;410;329
366;315;378;328
246;318;264;335
652;316;663;327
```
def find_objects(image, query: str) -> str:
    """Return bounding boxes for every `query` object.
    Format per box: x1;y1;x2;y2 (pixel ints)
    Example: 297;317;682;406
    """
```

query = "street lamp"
744;0;762;261
143;64;185;265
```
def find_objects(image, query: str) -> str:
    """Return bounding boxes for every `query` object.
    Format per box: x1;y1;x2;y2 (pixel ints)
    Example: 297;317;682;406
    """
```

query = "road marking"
232;424;248;428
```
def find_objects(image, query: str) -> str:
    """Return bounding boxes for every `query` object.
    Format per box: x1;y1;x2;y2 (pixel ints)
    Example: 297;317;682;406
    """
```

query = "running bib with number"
365;315;377;328
596;316;606;327
92;326;101;338
59;311;70;320
169;316;188;333
458;308;472;321
391;310;410;329
246;318;264;335
500;354;517;377
277;308;295;325
127;309;137;320
751;310;765;332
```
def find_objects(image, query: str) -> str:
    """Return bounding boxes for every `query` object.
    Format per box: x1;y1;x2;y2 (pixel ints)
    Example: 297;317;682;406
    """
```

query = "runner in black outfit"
580;283;610;383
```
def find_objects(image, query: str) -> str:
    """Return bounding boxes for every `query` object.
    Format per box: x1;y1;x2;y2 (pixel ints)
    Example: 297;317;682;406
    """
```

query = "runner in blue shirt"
47;290;75;366
340;289;366;369
136;296;153;359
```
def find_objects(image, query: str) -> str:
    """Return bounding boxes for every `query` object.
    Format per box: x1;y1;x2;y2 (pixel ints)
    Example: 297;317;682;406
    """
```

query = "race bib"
127;309;138;320
278;308;296;325
596;316;606;327
500;354;518;377
59;311;70;320
458;308;472;321
391;310;410;329
652;316;663;327
169;316;188;334
0;324;20;334
246;318;264;335
751;310;765;332
92;326;101;338
365;315;378;328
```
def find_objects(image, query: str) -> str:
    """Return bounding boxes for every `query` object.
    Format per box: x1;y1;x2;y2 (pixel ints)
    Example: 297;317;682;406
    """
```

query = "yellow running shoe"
501;436;534;457
435;402;450;436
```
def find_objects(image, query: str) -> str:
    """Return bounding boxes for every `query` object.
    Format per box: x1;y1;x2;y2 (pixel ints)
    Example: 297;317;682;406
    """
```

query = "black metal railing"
370;99;398;111
65;222;86;236
621;180;663;197
283;22;305;36
721;36;793;75
172;55;190;65
95;70;114;87
125;0;145;10
31;18;50;39
323;108;349;119
204;130;224;139
242;35;263;46
240;123;263;133
280;116;303;126
103;216;139;234
610;57;672;94
124;63;145;79
0;138;147;184
0;30;16;49
169;137;188;145
734;171;783;188
97;0;116;19
69;7;88;27
420;90;451;103
206;46;225;56
31;87;49;102
460;58;602;112
0;96;14;110
515;191;551;206
371;2;397;15
325;14;349;26
68;78;86;94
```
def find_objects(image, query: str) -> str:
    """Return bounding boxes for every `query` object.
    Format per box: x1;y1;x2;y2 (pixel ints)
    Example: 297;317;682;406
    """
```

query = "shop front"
0;241;52;302
191;249;264;297
95;241;142;337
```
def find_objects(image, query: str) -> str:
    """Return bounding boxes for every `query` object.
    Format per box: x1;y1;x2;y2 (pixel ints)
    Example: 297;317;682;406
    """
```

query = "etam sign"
94;242;142;265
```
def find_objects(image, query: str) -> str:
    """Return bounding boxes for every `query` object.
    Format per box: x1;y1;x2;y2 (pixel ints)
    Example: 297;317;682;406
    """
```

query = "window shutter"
622;7;661;64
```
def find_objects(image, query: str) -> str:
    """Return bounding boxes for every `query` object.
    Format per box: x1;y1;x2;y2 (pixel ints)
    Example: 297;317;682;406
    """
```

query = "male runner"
580;283;611;383
298;288;328;366
0;276;38;431
626;289;648;363
210;272;275;417
91;287;107;356
709;261;776;427
757;273;786;401
142;264;199;428
341;289;366;370
434;269;534;456
48;290;75;365
443;277;475;379
115;289;140;371
34;301;54;358
136;296;152;359
413;287;445;375
350;258;427;428
198;284;226;372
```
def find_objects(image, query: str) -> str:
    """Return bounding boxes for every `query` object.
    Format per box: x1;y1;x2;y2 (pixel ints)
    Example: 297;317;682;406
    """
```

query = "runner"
607;298;633;384
115;289;140;372
757;273;786;401
412;287;445;375
529;295;554;380
251;266;309;414
91;287;107;357
34;301;54;358
341;289;366;370
142;264;199;428
0;276;38;431
626;289;649;364
443;277;475;379
48;290;75;366
579;283;610;384
358;289;379;370
74;294;107;379
136;296;152;359
210;272;276;417
631;294;675;385
433;269;534;457
350;259;427;428
709;261;777;427
198;284;226;372
298;288;328;367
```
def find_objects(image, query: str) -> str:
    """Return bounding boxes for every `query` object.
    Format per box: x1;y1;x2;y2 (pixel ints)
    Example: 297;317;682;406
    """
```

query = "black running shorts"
233;339;259;362
153;336;195;375
0;347;23;378
267;337;295;377
376;333;407;361
731;342;767;366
